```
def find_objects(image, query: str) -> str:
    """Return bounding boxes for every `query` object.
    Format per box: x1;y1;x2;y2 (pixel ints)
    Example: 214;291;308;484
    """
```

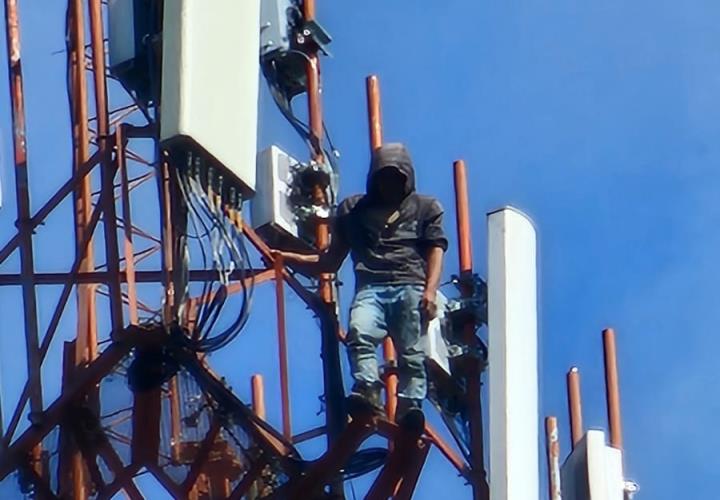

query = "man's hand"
420;289;438;322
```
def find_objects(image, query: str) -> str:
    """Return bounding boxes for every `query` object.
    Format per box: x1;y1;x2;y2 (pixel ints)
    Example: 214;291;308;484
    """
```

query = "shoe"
347;382;385;418
396;398;425;433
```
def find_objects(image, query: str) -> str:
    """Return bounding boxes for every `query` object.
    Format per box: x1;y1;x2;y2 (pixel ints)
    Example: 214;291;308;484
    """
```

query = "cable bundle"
175;158;255;353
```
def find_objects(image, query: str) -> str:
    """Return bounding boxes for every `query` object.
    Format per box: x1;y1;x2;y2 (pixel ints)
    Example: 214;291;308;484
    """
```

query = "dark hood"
366;143;416;198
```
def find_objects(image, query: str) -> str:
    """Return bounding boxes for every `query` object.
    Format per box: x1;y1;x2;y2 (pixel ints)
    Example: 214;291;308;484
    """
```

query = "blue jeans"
346;284;427;401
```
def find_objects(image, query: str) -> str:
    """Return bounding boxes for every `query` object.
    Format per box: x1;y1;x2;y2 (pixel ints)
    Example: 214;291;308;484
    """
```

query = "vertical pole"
603;328;623;450
545;416;562;500
3;0;44;481
88;0;123;331
251;375;266;420
365;75;399;423
303;3;345;497
274;255;292;439
453;160;489;500
70;0;97;363
566;367;583;449
117;126;139;324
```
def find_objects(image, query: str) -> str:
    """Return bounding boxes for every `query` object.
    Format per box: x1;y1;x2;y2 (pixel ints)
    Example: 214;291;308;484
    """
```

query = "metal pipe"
117;126;138;324
251;374;266;420
453;160;473;273
3;2;44;483
364;74;399;423
567;366;583;448
424;424;471;480
70;0;97;366
545;416;562;500
274;255;292;439
88;0;123;331
453;159;488;500
303;5;345;496
603;328;624;450
366;75;382;150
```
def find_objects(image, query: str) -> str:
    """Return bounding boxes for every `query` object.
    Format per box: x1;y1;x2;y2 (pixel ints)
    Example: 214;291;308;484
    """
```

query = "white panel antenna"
252;145;300;243
561;430;625;500
488;207;539;500
160;0;261;199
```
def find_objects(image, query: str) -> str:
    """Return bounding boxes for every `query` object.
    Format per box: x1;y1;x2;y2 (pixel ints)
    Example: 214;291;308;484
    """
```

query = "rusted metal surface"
603;328;624;449
393;439;431;500
0;148;102;265
567;366;583;448
70;0;97;366
453;160;473;273
252;374;267;420
452;159;489;500
545;416;562;500
284;417;372;498
274;255;293;439
0;341;131;480
117;126;139;324
3;0;43;435
366;430;421;500
423;423;471;480
292;425;326;444
88;0;123;331
181;418;223;494
301;6;345;496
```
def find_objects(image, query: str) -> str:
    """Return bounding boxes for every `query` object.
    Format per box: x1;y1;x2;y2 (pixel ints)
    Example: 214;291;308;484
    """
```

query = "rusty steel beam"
0;341;131;480
130;387;162;466
117;126;139;324
227;458;267;500
567;366;583;448
453;159;489;500
365;74;399;425
88;0;124;332
251;374;266;420
0;149;102;266
69;0;97;367
274;254;293;439
285;417;372;498
242;222;324;312
181;418;223;494
147;463;184;499
302;5;345;490
545;416;562;500
0;268;276;286
394;439;431;500
292;425;326;444
96;463;142;500
423;424;471;481
603;328;624;450
365;432;420;500
3;0;43;438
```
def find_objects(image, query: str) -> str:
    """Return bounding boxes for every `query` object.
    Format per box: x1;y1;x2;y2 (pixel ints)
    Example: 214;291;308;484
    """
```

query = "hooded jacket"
334;143;448;289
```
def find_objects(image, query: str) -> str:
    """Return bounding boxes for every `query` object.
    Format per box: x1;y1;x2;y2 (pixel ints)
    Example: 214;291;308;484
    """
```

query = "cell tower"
0;1;637;499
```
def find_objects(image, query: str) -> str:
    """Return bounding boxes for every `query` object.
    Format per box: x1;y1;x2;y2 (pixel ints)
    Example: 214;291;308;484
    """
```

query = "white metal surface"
107;0;136;68
160;0;261;197
488;206;539;500
561;430;625;500
252;145;300;239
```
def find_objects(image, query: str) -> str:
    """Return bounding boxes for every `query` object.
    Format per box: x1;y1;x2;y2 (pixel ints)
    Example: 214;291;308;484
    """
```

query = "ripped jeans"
346;284;427;402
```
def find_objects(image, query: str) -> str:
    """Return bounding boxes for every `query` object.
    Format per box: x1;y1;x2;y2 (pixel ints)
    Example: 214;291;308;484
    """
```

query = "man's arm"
274;241;348;274
421;246;444;321
419;198;449;321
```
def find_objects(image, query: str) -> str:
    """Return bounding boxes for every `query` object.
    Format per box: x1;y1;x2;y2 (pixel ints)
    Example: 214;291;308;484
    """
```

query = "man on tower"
273;143;448;429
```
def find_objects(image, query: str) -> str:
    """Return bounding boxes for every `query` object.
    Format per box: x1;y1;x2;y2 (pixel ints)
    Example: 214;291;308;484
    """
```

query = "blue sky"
2;1;720;498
